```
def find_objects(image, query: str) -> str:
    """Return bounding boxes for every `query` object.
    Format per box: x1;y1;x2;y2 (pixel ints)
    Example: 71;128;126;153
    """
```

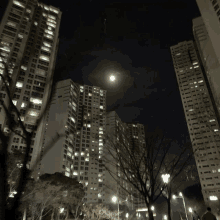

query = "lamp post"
112;195;128;220
172;192;188;220
189;207;193;219
162;174;171;220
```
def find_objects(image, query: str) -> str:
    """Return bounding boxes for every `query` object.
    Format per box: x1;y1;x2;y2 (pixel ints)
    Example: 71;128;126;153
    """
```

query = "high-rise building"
0;0;61;169
170;40;220;213
41;79;107;204
192;16;220;111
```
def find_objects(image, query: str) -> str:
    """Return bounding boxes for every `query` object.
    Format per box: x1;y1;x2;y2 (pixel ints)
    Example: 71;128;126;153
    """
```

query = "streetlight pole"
180;193;188;220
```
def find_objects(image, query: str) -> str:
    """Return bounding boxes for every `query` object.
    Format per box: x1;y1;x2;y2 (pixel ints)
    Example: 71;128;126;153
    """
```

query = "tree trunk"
167;198;172;220
148;209;154;220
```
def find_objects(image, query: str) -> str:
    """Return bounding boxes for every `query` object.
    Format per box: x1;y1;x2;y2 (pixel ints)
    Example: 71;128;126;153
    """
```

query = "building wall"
170;40;220;212
192;16;220;112
0;0;61;171
196;0;220;104
41;79;107;204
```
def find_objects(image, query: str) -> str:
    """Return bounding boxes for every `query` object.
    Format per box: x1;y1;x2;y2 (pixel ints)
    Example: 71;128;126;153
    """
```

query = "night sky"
0;0;201;141
0;0;203;213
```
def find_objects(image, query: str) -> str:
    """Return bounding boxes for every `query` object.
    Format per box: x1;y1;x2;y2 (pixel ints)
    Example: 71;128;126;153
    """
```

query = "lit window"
99;127;103;130
98;193;102;198
16;82;23;88
47;22;56;28
73;172;78;175
43;42;51;47
189;109;194;112
68;147;72;152
214;129;219;132
0;46;10;52
13;0;25;8
21;102;27;108
44;34;53;39
85;158;89;161
218;169;220;172
98;179;103;182
18;34;23;38
87;124;91;127
212;170;217;173
48;15;56;20
30;98;42;104
47;18;56;24
28;111;39;117
34;22;38;26
21;66;27;71
209;119;215;122
44;6;49;10
7;22;16;27
45;29;54;35
81;152;85;156
176;53;181;56
26;9;31;13
80;86;84;89
194;65;199;68
42;13;47;17
12;100;17;106
50;8;59;14
75;152;79;156
67;152;72;157
99;131;103;134
88;93;92;96
41;46;51;52
40;55;49;61
100;106;103;109
198;80;203;83
70;117;75;123
65;172;70;177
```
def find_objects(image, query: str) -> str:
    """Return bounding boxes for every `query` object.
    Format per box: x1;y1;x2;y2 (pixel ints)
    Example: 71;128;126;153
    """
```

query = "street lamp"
172;192;188;220
112;195;128;220
126;213;129;218
162;174;170;184
189;207;193;219
164;215;167;220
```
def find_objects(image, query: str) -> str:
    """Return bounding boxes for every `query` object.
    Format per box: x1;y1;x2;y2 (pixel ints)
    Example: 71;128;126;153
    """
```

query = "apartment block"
0;0;61;169
41;79;107;204
192;16;220;112
170;40;220;212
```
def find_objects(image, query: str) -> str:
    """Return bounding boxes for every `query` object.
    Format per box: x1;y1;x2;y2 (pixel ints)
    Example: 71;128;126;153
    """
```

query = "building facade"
41;79;107;204
192;16;220;112
0;0;61;170
170;40;220;212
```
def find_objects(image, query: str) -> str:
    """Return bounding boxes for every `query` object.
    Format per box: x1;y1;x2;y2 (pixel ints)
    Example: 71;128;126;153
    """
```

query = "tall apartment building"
0;0;61;169
105;111;134;208
170;40;220;213
105;111;147;211
192;16;220;111
41;79;107;204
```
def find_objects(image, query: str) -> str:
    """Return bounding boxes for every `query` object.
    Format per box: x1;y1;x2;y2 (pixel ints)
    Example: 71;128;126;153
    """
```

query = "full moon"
110;75;116;82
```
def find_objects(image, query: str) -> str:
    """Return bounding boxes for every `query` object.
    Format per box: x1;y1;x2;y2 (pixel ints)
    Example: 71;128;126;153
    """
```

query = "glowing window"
73;172;78;175
29;111;39;117
21;66;27;70
43;42;51;47
47;22;56;28
12;100;17;106
48;15;56;20
44;6;49;10
88;93;92;96
21;102;27;108
50;8;59;14
87;124;91;127
13;0;25;8
45;29;54;35
0;46;10;52
67;152;72;157
18;34;23;38
47;18;56;24
26;9;31;13
100;106;103;109
34;22;38;26
75;152;79;156
41;46;51;52
43;13;47;17
7;22;16;27
30;98;42;104
65;172;70;177
16;82;23;88
40;55;49;61
70;117;75;123
44;34;53;39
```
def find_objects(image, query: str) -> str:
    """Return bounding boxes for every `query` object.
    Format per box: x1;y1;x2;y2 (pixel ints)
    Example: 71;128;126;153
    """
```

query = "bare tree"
101;128;197;220
0;55;66;220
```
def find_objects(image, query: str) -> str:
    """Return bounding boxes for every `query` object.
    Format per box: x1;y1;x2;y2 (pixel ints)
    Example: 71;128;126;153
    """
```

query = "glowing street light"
112;196;118;203
151;206;155;211
162;174;170;184
164;215;167;220
189;207;192;213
